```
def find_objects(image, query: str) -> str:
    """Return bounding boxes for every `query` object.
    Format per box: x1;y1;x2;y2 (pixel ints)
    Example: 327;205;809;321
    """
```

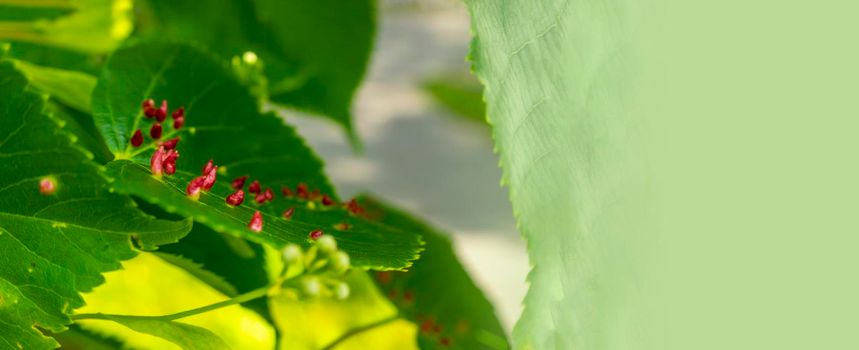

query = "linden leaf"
0;62;190;348
359;196;509;350
92;42;422;270
464;0;638;348
136;0;375;137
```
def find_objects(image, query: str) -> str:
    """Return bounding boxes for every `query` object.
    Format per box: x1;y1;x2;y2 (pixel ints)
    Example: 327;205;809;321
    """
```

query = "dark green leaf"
93;42;422;270
136;0;376;136
0;62;191;348
360;196;508;350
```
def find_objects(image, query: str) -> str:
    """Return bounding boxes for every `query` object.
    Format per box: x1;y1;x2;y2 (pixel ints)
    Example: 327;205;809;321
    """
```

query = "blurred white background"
286;0;529;332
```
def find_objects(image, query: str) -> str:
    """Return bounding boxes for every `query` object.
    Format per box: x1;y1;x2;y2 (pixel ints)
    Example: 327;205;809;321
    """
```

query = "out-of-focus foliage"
360;196;508;349
423;74;487;124
135;0;376;139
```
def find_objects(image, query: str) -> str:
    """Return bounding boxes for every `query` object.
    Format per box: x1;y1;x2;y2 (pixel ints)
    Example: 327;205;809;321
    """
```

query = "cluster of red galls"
131;99;185;147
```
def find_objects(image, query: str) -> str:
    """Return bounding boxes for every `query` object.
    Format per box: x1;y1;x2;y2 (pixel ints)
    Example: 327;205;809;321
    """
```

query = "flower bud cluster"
278;235;351;300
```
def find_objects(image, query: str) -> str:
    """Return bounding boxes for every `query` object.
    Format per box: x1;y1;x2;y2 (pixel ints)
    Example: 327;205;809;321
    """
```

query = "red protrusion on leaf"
254;192;267;204
309;229;323;240
173;116;185;129
346;198;364;215
232;176;248;190
376;271;392;284
248;180;261;194
333;222;351;231
264;188;273;201
187;176;205;199
281;186;294;197
420;319;435;334
321;194;335;206
155;100;168;122
282;207;295;219
296;183;309;199
202;160;214;175
249;211;263;232
161;137;180;150
404;290;415;303
226;189;245;206
171;106;185;120
162;149;179;175
39;178;56;195
439;337;451;346
309;189;321;201
150;123;163;139
130;129;144;147
142;99;156;118
201;165;217;191
150;147;165;176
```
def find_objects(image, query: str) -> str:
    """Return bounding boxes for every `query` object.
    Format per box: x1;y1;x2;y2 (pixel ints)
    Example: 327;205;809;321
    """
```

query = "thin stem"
320;314;400;350
72;284;271;322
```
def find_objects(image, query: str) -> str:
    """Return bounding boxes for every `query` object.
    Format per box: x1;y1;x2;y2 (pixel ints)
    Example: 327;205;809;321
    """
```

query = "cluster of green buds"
273;235;352;300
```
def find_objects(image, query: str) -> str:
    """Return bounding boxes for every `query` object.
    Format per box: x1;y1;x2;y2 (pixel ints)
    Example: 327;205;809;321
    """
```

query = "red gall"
281;186;294;197
130;129;144;147
186;176;205;200
161;137;180;150
150;147;165;176
155;100;168;122
321;194;335;206
248;211;263;232
201;165;217;191
39;178;56;195
263;188;273;201
232;176;248;190
226;189;245;206
173;116;185;129
248;180;261;194
282;207;295;219
150;123;163;139
309;229;324;240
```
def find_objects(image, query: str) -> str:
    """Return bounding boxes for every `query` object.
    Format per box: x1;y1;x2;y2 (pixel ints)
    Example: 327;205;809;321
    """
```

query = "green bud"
301;276;321;297
316;235;337;254
334;282;350;300
330;251;351;274
281;244;303;266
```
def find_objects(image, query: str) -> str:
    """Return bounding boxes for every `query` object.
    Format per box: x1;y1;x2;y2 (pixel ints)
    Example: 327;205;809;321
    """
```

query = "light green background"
635;1;859;348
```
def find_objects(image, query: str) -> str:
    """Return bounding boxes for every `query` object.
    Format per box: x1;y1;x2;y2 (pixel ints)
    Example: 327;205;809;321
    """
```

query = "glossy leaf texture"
465;0;639;348
136;0;376;136
92;43;422;270
361;196;508;350
80;315;231;350
0;0;133;53
0;62;191;348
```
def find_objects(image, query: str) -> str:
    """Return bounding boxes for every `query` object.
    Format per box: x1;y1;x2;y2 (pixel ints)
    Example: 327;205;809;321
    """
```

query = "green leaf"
82;315;230;350
136;0;376;137
10;58;96;113
465;0;636;348
93;42;422;270
423;75;487;124
0;62;191;348
0;0;133;53
359;196;508;350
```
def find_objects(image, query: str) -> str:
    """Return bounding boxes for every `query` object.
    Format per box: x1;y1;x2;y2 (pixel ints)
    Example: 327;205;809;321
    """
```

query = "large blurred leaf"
136;0;376;137
93;43;422;270
465;0;637;348
360;196;508;350
0;0;133;53
0;62;190;348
